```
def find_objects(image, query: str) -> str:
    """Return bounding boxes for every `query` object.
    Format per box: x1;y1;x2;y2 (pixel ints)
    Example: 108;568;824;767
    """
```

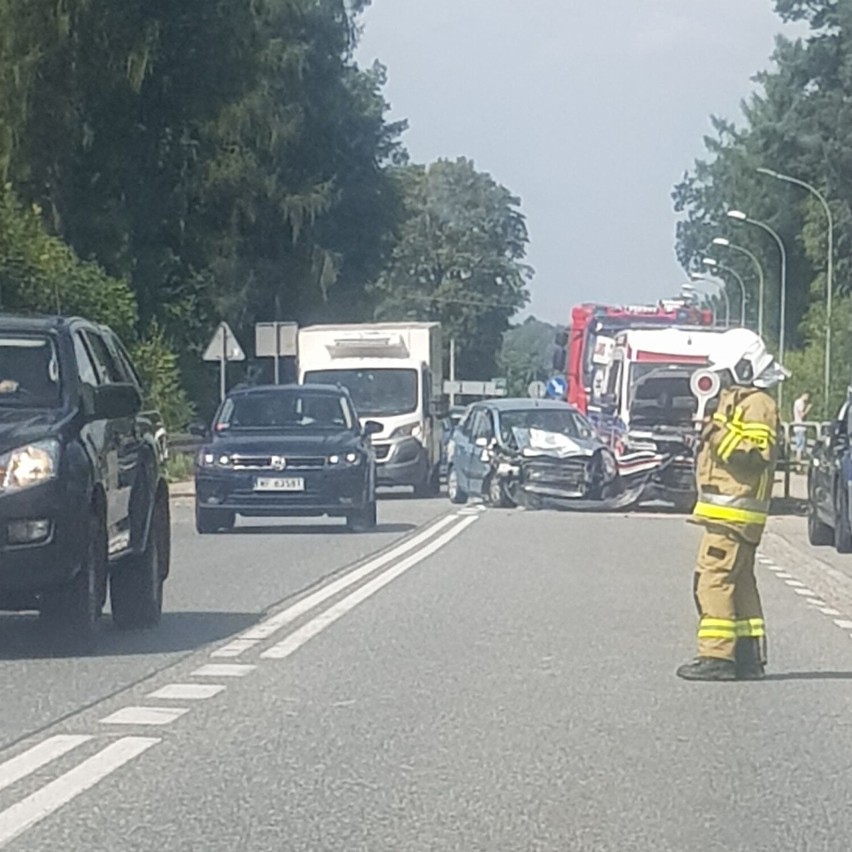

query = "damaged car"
446;399;621;509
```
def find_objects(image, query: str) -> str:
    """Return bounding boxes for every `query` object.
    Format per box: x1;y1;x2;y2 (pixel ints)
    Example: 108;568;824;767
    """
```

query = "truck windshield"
629;364;697;427
215;389;353;432
304;369;418;418
0;334;62;408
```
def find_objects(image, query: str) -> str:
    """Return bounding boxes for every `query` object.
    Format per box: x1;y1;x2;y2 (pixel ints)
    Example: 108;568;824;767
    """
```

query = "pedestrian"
792;391;812;466
677;330;788;681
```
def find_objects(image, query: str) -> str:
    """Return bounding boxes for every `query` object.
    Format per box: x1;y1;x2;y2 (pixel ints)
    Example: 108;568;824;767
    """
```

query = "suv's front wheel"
111;493;169;629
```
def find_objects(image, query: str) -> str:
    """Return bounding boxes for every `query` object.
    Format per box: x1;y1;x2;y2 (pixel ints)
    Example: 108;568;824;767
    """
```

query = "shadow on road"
226;522;416;536
0;610;258;661
770;496;809;518
764;671;852;681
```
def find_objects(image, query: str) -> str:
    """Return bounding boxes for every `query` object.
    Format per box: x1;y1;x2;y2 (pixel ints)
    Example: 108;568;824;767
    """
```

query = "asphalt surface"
3;492;852;850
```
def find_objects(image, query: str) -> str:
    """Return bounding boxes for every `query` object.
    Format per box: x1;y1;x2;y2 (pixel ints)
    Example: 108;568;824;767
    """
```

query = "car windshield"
629;364;698;426
499;407;596;443
215;389;353;432
304;369;418;417
0;334;62;408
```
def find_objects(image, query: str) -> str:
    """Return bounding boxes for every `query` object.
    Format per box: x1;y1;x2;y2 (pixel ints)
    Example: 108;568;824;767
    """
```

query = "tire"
41;507;106;644
808;501;834;546
835;488;852;554
486;475;512;508
111;493;169;630
346;500;377;533
195;505;235;534
447;466;468;505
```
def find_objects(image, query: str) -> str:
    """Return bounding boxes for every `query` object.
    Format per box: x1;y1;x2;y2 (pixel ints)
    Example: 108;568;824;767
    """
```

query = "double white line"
213;511;479;660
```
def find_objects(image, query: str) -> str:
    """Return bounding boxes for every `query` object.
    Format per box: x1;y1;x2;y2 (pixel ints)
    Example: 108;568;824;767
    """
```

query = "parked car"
0;314;171;639
446;398;618;508
193;384;381;533
807;398;852;552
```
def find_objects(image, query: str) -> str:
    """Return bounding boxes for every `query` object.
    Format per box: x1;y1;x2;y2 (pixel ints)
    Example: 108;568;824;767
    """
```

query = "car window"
72;333;100;386
472;410;494;442
216;389;352;431
103;331;144;392
83;331;123;385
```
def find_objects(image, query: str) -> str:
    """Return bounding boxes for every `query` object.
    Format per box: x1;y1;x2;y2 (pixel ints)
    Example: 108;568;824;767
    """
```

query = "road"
2;492;852;850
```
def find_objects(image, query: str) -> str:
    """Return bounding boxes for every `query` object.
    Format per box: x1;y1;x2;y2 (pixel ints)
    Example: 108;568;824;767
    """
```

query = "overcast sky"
356;0;799;325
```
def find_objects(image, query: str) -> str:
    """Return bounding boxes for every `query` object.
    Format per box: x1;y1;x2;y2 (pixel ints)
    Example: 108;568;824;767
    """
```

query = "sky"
356;0;801;325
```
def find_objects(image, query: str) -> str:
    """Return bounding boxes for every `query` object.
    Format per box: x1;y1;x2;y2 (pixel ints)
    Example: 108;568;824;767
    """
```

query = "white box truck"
298;323;446;495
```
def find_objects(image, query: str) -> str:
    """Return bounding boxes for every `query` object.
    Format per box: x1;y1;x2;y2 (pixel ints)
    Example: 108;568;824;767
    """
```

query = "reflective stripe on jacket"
692;386;779;544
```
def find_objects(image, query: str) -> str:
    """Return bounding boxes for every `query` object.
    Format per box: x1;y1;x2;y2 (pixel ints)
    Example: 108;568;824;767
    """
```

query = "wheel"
195;505;235;534
41;506;106;643
346;500;377;532
447;466;468;505
808;501;834;546
486;475;512;508
111;494;169;629
835;488;852;553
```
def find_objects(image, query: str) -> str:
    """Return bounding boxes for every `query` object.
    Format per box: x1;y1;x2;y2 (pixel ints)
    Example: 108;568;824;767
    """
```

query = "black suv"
192;384;380;533
0;315;171;638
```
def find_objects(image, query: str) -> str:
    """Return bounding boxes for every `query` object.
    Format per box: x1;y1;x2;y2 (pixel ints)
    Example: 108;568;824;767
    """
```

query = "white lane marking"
0;737;92;795
210;640;260;658
192;664;256;678
235;514;461;647
821;608;841;616
0;737;158;848
806;598;828;607
794;589;817;597
784;579;805;587
834;620;852;630
99;707;189;726
263;515;478;660
146;684;226;701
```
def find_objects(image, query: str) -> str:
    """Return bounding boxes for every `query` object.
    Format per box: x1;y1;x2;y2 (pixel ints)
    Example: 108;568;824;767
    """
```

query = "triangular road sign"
203;322;246;362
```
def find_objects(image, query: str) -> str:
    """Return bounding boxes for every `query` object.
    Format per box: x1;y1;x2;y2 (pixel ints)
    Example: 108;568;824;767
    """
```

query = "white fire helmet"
708;329;790;389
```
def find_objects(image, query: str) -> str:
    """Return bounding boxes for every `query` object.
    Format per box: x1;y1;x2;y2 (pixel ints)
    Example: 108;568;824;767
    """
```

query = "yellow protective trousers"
693;526;766;663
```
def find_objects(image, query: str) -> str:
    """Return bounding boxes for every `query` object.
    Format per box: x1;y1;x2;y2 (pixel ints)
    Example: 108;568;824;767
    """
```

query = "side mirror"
364;420;383;436
430;394;450;419
82;383;142;421
188;421;208;438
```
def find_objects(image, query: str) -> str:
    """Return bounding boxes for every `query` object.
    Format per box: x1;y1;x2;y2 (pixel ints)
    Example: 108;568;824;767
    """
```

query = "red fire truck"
560;302;713;415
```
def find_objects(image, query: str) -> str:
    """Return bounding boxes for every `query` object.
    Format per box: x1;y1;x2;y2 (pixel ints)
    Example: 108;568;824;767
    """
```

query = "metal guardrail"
169;434;202;455
777;420;831;500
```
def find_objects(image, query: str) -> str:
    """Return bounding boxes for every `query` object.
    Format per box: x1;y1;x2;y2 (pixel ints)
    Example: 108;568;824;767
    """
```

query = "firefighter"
677;331;788;682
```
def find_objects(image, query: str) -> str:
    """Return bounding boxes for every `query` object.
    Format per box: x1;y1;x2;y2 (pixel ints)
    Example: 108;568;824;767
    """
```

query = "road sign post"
255;322;298;385
203;322;246;402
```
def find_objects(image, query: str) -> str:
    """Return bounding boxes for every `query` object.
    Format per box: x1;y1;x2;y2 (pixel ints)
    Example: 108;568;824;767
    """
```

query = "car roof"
473;398;581;414
227;383;352;398
0;313;100;334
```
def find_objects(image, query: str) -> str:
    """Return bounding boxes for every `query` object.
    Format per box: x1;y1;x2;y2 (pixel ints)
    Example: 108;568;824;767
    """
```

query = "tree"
371;159;532;380
498;317;561;398
672;0;852;416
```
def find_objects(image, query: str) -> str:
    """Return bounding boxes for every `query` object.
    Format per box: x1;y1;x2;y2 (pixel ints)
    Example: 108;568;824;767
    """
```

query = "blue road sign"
546;375;568;400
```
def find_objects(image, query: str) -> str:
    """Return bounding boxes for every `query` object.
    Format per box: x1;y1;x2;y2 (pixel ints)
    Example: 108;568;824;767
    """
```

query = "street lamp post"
726;209;788;412
702;258;747;327
712;237;766;338
757;167;834;415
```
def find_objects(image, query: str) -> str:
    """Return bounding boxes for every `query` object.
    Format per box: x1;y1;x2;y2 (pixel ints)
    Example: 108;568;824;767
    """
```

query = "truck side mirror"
430;395;450;419
363;420;383;436
188;421;208;438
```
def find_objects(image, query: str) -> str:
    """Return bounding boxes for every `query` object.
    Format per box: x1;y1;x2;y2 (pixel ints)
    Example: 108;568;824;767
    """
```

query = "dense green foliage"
498;317;561;398
0;1;532;413
371;159;532;379
673;0;852;418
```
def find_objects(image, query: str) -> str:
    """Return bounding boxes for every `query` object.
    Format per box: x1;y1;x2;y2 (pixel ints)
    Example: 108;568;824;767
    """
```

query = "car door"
82;329;138;555
842;403;852;526
467;408;496;496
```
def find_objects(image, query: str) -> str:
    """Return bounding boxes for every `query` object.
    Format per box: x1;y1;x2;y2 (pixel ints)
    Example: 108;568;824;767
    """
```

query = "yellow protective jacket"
692;385;779;544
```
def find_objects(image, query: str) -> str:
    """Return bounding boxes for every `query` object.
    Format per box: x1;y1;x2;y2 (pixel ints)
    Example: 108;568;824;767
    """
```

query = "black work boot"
676;656;737;681
735;639;766;681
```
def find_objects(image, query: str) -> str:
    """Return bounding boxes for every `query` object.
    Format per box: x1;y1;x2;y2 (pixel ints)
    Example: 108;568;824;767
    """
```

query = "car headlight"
0;440;60;492
390;422;422;441
328;452;363;466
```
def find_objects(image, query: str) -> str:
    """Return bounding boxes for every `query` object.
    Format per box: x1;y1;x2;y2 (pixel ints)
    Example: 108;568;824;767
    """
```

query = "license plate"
254;477;305;492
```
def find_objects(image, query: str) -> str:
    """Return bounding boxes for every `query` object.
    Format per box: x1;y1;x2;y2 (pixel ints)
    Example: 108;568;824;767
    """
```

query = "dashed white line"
100;707;189;726
192;664;256;678
820;608;841;616
0;737;159;847
774;571;792;578
0;736;92;795
784;579;805;587
833;620;852;630
263;515;479;660
794;588;817;597
806;598;828;607
146;684;226;701
210;640;260;658
233;514;462;648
